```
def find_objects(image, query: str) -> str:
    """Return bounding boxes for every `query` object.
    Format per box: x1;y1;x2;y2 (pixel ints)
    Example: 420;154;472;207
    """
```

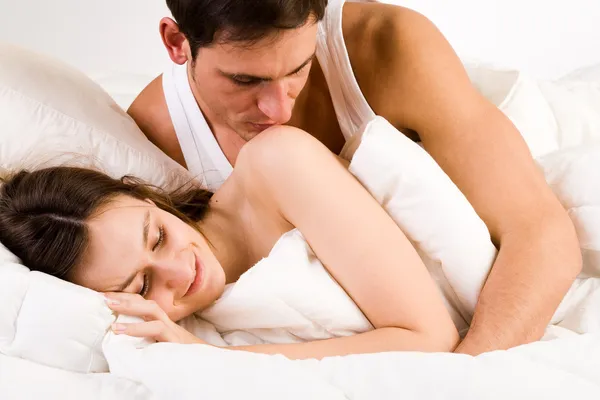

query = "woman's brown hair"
0;167;212;280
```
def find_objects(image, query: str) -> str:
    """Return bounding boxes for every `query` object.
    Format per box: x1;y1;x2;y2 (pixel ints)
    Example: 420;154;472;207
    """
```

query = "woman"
0;126;459;359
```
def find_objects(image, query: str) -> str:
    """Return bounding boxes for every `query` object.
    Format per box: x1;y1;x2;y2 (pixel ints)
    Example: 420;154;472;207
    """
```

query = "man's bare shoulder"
342;3;442;135
127;75;187;167
343;4;417;81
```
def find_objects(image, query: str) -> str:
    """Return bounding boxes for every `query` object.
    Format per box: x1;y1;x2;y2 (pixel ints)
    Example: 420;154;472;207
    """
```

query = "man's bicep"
373;9;561;238
407;60;558;237
421;106;556;238
127;75;187;168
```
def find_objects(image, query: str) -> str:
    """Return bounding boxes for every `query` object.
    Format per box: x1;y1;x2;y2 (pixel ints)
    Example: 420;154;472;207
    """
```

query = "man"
128;0;581;355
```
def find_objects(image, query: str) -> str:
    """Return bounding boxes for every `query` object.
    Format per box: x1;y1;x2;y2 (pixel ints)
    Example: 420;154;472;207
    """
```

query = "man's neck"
186;67;246;166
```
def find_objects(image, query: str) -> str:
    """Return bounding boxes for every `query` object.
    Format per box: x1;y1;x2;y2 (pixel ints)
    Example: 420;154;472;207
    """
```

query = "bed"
2;1;600;399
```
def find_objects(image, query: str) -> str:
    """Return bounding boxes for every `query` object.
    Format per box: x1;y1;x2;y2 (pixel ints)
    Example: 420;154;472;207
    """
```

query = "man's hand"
452;214;581;355
105;292;205;345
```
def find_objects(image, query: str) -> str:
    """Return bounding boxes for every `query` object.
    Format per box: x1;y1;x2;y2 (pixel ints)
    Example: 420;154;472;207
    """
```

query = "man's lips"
249;122;276;131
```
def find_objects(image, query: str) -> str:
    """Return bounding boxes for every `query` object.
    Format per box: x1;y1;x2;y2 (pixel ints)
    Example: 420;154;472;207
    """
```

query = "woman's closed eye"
152;226;165;251
137;226;164;297
139;273;150;297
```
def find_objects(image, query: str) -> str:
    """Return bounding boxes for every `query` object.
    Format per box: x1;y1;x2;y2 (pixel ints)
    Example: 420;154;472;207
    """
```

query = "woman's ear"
159;17;189;65
144;198;157;207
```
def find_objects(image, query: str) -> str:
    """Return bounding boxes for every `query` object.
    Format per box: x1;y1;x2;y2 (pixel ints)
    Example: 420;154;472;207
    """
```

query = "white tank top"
162;0;376;190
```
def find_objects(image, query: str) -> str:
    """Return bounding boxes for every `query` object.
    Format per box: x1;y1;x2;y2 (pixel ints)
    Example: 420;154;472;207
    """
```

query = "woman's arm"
228;328;451;360
234;126;459;359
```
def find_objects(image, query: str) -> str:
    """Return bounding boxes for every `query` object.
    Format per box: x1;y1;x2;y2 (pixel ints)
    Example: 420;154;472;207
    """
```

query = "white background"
1;0;599;105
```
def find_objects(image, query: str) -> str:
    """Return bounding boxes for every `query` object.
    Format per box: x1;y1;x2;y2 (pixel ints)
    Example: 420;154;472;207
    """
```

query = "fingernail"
112;323;126;333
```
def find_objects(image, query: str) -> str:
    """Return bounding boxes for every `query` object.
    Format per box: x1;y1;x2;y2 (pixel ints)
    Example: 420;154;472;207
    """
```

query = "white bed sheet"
0;354;153;400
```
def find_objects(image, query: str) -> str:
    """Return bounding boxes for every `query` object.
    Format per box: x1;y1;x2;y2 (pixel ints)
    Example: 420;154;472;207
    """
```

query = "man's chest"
287;64;347;154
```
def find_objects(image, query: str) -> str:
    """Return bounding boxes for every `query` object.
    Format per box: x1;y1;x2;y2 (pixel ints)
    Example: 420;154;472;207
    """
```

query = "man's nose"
257;81;294;124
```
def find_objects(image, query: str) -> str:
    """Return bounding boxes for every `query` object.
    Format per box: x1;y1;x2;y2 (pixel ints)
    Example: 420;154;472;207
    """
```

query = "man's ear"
159;17;189;65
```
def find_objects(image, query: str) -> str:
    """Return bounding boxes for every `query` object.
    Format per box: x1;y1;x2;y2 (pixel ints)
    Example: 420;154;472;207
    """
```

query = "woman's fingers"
104;292;167;321
105;293;203;344
112;320;167;341
104;292;195;343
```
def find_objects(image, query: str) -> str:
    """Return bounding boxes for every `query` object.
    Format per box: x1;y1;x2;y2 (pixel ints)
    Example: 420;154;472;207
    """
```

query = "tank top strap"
316;0;377;140
162;62;232;190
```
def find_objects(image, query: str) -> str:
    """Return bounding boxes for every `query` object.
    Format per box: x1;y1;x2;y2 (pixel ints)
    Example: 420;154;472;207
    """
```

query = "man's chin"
232;130;254;142
237;125;266;141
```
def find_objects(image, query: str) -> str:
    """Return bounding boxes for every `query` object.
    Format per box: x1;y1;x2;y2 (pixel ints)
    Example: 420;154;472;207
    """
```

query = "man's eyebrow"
112;210;150;293
220;52;316;82
287;52;316;75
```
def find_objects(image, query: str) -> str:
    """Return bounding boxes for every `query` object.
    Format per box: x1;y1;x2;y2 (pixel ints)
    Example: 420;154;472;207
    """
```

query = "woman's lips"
185;253;203;297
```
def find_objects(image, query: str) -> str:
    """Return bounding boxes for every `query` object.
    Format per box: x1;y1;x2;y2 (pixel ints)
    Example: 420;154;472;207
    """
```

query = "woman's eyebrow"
142;209;151;248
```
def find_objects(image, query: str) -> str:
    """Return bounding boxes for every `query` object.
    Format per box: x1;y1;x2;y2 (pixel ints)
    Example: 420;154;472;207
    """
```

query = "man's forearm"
455;215;581;355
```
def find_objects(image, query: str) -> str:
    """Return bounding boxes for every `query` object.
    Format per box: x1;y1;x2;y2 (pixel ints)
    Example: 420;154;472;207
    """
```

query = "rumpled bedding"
0;353;154;400
102;68;600;398
104;331;600;399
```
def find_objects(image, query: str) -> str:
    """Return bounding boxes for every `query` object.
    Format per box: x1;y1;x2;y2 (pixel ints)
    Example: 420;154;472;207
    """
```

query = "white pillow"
0;42;191;186
0;260;114;373
559;63;600;83
0;42;194;373
464;61;600;159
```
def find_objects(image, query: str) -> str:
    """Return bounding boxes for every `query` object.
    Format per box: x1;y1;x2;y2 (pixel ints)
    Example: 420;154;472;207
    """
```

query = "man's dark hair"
166;0;328;58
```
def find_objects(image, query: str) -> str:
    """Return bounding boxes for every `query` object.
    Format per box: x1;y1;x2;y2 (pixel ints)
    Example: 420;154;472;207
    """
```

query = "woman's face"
71;195;226;321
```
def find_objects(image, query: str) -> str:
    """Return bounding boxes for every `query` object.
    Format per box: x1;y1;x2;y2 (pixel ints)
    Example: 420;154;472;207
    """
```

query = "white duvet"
100;69;600;398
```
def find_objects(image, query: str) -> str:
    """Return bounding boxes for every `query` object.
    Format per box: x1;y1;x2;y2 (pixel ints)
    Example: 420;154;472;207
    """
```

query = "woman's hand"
104;292;205;345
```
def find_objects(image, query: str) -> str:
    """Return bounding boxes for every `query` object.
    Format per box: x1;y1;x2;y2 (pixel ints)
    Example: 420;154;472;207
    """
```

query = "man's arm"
127;74;188;168
349;4;582;354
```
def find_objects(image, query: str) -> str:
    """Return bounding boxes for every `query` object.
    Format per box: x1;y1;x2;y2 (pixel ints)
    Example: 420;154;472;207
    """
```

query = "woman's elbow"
403;325;459;353
426;327;460;352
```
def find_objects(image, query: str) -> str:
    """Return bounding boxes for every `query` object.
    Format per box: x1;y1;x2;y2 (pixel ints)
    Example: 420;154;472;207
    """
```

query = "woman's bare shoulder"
233;126;351;193
215;128;309;253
